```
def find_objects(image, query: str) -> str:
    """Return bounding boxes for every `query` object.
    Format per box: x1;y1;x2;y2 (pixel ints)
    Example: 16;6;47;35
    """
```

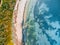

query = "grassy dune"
0;0;16;45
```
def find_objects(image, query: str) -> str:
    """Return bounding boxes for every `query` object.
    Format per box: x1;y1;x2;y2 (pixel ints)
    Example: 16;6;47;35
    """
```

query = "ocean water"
23;0;60;45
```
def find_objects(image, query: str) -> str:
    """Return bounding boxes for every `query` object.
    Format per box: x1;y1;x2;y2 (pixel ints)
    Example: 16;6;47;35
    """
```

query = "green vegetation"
0;0;16;45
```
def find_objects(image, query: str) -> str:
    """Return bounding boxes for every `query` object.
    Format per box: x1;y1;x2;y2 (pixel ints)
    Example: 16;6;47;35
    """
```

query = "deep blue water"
34;0;60;45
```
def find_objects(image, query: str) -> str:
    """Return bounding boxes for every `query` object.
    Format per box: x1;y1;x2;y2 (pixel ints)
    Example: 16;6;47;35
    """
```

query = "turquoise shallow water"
23;0;60;45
